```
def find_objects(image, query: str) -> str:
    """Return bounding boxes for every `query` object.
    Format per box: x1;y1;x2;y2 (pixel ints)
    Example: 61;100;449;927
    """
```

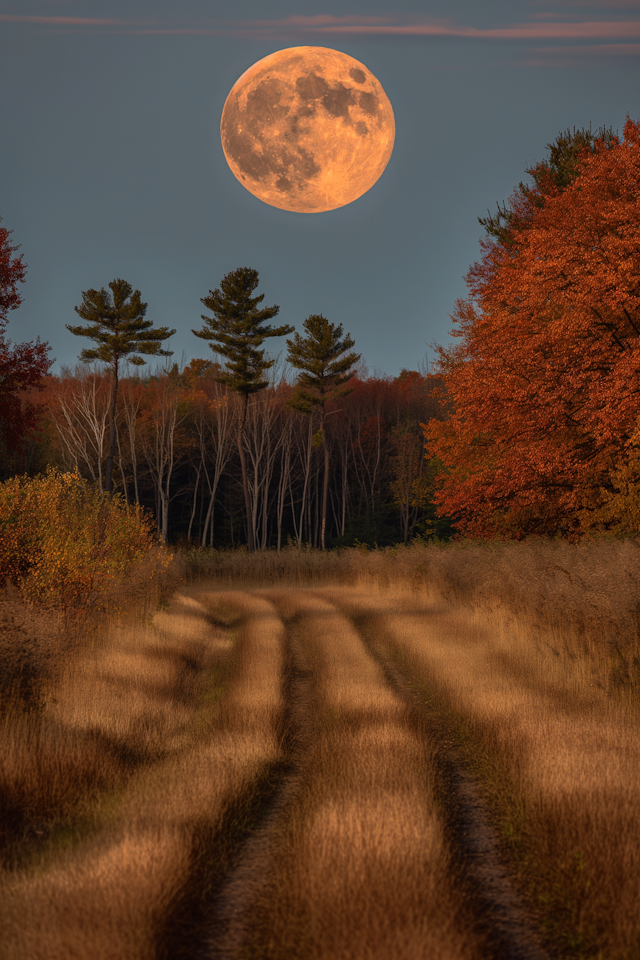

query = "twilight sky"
1;0;638;376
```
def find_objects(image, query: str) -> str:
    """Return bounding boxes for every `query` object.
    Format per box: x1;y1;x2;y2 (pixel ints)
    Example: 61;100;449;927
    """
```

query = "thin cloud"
532;0;640;6
278;15;393;26
529;12;577;18
287;19;640;39
2;11;639;43
0;14;126;26
531;41;640;55
128;28;222;36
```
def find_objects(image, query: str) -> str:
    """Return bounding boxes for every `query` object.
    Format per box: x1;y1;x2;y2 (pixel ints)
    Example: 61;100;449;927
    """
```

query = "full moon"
220;47;395;213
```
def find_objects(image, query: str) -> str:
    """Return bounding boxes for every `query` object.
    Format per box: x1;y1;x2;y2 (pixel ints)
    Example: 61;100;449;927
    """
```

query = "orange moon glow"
220;46;395;213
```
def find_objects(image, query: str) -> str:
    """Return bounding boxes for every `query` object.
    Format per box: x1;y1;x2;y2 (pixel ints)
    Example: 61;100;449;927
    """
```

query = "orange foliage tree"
425;118;640;538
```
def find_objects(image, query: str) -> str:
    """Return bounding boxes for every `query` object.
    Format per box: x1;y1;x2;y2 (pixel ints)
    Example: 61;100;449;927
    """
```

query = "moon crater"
220;47;395;213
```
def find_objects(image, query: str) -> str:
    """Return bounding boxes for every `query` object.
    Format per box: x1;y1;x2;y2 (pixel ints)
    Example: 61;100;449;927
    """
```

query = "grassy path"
330;590;548;960
202;589;484;960
3;582;638;959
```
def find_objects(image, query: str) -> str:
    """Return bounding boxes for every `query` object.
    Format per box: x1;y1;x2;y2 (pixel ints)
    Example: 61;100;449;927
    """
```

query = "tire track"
214;590;486;960
196;592;314;960
337;598;549;960
156;591;311;960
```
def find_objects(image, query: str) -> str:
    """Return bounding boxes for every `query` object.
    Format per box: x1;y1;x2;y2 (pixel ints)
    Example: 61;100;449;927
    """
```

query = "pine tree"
192;267;293;551
67;278;175;494
286;314;360;549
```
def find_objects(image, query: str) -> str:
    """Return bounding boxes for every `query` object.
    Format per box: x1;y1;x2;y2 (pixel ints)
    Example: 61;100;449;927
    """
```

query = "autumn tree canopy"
0;215;51;464
425;118;640;538
478;124;618;249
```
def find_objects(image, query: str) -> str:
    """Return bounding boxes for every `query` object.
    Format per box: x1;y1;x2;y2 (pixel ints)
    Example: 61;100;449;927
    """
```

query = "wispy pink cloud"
125;28;216;35
0;14;124;26
529;12;576;19
2;11;639;44
531;41;640;55
284;19;640;39
278;15;394;26
533;0;640;6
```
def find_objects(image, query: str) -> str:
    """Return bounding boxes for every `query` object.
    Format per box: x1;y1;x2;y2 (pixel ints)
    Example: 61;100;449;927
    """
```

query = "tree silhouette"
193;267;293;551
67;278;175;494
286;314;360;549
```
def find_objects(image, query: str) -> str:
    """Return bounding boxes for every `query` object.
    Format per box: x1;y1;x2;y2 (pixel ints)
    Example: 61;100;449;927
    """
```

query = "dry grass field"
1;538;639;959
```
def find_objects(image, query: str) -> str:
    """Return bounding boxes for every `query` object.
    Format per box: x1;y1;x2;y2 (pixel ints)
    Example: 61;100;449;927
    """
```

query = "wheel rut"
157;595;312;960
343;602;550;960
197;601;313;960
165;588;550;959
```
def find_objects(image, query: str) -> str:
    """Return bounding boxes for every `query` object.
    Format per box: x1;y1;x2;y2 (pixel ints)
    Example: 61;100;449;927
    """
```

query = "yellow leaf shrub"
0;468;171;608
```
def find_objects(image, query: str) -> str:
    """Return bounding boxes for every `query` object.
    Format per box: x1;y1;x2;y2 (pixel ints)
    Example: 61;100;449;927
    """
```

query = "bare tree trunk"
242;381;287;550
198;384;233;548
313;464;319;548
300;417;313;545
139;376;184;543
105;359;119;494
321;409;329;550
277;421;292;552
341;441;349;537
116;423;129;504
238;395;255;552
121;378;142;504
187;465;201;544
50;366;110;491
160;400;178;543
404;483;411;544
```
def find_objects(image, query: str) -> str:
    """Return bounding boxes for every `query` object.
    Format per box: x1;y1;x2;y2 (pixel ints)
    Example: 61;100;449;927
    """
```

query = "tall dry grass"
4;536;638;958
228;589;484;960
332;583;640;959
0;588;285;960
186;537;640;693
185;539;640;957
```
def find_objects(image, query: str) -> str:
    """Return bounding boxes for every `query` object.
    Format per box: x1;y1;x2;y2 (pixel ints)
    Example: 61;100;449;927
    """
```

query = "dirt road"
178;587;549;960
6;581;636;960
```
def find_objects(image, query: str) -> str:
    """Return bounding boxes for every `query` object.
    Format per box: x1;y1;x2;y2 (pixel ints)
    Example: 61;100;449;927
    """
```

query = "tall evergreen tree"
286;315;360;549
67;278;175;494
193;267;293;551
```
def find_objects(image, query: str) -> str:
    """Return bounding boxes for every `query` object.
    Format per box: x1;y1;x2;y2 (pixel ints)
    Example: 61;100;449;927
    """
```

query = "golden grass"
0;829;191;960
187;537;640;692
3;536;640;958
0;588;285;959
333;584;640;959
228;590;484;960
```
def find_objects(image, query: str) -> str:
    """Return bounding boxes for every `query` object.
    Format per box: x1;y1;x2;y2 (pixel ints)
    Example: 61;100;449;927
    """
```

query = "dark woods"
23;359;447;548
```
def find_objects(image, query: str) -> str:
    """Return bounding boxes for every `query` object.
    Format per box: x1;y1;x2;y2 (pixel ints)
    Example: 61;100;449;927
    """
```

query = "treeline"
17;360;447;548
4;119;639;545
1;253;448;548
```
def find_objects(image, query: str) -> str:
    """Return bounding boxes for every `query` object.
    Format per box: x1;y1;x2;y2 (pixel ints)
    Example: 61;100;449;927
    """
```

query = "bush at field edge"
0;468;172;608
